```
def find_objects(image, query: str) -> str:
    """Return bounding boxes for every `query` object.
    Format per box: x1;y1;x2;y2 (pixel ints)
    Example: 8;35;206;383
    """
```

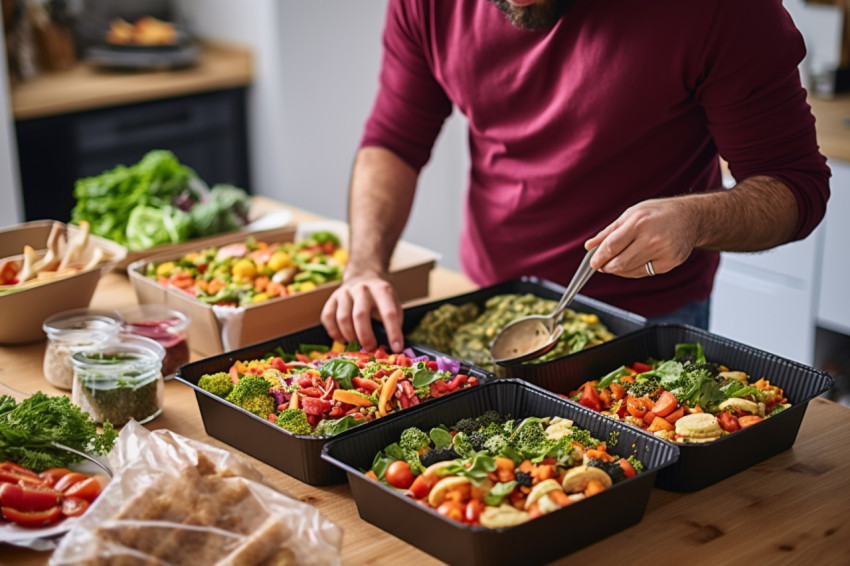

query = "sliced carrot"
647;416;675;432
518;460;535;474
495;457;515;483
365;470;378;481
738;415;764;428
664;405;686;424
549;489;571;507
254;275;270;292
332;389;374;407
527;502;542;519
377;369;403;417
207;278;225;295
584;480;606;497
609;382;626;401
289;391;300;410
598;387;612;409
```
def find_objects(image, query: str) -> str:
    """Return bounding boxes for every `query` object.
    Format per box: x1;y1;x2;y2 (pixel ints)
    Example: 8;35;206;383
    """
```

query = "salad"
407;293;615;372
145;231;347;306
197;341;479;436
566;343;790;444
367;411;643;528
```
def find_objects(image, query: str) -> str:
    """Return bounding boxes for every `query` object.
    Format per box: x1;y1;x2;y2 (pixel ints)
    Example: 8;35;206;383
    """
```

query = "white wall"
0;23;24;227
178;0;468;270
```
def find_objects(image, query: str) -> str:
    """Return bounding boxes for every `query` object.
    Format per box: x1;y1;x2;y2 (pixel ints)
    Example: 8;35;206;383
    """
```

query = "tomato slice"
61;496;90;518
0;483;61;512
53;472;90;493
0;462;38;477
0;470;45;486
64;476;102;502
38;468;74;487
2;505;63;527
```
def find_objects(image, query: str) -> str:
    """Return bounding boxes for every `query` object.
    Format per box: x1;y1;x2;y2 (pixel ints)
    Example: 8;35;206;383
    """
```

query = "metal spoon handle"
551;245;598;321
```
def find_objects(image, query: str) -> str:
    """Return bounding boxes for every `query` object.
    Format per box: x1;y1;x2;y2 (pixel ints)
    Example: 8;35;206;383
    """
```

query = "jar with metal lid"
42;309;122;390
70;335;165;426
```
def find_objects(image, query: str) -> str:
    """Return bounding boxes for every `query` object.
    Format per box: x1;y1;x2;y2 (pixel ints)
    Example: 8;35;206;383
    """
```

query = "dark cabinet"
16;87;250;222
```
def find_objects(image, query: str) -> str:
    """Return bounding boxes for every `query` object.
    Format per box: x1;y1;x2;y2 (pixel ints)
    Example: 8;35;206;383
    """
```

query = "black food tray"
402;276;647;381
175;321;492;486
524;324;834;491
322;379;679;566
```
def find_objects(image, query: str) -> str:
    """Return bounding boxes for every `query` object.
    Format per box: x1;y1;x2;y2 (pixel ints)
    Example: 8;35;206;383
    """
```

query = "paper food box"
128;221;437;357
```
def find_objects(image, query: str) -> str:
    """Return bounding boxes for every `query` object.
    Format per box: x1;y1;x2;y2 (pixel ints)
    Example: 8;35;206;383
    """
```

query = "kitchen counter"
2;200;850;565
10;41;253;121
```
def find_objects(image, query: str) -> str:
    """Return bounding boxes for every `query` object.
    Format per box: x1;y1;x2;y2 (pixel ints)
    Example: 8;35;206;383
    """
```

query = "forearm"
346;146;418;278
689;175;799;252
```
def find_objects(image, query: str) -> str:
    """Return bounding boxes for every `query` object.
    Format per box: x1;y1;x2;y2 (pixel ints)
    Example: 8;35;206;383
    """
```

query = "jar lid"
43;308;123;335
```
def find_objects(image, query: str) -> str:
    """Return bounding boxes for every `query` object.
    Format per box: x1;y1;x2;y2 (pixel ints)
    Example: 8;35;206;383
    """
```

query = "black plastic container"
517;324;835;491
175;321;492;486
402;276;647;380
322;379;680;566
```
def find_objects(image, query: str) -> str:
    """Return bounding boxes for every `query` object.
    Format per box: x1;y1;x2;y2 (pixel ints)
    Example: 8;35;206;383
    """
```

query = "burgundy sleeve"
693;0;830;241
359;0;453;172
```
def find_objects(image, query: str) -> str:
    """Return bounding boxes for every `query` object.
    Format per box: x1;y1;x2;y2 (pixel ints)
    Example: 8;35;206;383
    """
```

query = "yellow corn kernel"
331;340;345;352
268;251;292;272
184;252;201;263
252;292;270;303
300;281;317;292
231;258;257;282
156;262;176;277
579;313;600;324
332;249;349;265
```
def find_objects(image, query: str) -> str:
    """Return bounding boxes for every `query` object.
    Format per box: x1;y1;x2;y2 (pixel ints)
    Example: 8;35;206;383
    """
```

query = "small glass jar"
120;304;190;379
42;309;122;390
70;335;165;426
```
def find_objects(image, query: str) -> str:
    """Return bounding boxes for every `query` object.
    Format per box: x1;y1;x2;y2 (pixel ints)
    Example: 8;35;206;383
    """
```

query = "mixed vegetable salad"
145;231;347;306
566;343;790;444
197;341;480;436
367;411;643;528
407;294;615;372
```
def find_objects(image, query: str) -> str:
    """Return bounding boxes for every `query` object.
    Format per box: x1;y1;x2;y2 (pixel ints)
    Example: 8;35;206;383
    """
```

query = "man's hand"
585;197;699;278
585;176;799;278
320;271;405;353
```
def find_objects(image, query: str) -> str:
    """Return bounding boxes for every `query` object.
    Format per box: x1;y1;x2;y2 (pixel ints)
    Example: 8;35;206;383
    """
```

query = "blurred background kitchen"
0;0;848;405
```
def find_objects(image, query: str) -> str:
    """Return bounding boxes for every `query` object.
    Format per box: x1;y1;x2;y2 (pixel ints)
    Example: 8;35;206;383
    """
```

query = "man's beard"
488;0;578;31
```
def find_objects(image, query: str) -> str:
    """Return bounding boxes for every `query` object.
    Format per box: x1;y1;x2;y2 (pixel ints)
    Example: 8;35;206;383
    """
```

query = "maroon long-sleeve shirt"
361;0;830;317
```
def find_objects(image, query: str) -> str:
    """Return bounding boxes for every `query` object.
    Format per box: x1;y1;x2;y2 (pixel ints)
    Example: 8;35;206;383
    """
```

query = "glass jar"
42;309;122;390
70;335;165;426
120;304;190;379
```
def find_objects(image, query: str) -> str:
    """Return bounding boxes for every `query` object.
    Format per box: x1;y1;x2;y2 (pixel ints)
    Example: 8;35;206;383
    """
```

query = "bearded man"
321;0;830;353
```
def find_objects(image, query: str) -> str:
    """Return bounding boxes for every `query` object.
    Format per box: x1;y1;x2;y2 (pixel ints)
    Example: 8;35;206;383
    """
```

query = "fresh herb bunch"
0;392;117;472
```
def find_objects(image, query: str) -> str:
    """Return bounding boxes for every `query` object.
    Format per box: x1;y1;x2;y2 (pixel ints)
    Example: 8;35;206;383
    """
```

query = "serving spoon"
489;246;598;366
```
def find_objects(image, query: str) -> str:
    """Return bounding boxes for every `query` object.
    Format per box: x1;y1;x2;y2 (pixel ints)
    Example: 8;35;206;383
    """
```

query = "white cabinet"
710;231;821;365
817;159;850;335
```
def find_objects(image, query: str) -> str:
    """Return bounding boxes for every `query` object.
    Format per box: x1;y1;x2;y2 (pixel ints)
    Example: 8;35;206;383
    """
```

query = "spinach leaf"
319;360;360;390
484;481;518;506
430;427;453;450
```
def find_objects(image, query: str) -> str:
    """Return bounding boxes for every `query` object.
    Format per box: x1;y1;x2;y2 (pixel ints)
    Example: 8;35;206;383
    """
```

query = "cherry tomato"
38;468;73;487
464;499;484;524
408;471;437;499
64;477;103;502
2;505;62;527
385;461;414;490
0;483;61;512
717;411;741;433
53;473;89;493
618;458;637;479
578;383;602;412
61;496;90;518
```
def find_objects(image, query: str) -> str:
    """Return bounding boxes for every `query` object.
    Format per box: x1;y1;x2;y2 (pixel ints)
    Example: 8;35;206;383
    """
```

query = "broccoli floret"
453;418;480;436
514;471;532;487
420;447;460;468
476;410;505;428
276;408;313;435
469;430;489;451
399;427;431;452
226;376;275;417
403;447;426;476
198;372;233;398
511;422;550;461
627;456;645;475
452;432;476;458
587;458;627;484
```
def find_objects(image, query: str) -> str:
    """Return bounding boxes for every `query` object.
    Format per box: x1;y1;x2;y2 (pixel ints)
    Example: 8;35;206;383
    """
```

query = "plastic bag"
49;420;343;566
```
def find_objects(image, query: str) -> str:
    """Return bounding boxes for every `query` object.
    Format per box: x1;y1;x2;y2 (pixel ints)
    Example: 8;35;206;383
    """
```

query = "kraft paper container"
129;222;436;356
0;220;127;344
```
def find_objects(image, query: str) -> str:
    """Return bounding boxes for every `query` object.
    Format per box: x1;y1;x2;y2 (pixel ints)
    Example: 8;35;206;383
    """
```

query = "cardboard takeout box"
128;224;437;356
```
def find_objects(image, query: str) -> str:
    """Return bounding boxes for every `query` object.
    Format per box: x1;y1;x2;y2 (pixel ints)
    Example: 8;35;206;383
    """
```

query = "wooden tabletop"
10;42;253;121
810;95;850;163
2;202;850;565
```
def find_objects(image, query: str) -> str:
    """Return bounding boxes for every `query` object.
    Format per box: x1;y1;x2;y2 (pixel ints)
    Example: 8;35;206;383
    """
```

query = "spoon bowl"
490;246;597;365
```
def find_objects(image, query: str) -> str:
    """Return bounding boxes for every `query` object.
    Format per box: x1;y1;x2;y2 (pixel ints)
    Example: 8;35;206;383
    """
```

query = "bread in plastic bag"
49;420;343;566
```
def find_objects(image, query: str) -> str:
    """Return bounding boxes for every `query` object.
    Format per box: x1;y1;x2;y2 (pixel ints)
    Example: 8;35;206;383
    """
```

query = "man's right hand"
320;271;405;353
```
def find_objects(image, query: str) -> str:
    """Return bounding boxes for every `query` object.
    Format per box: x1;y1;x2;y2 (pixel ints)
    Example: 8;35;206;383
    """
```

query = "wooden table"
2;204;850;565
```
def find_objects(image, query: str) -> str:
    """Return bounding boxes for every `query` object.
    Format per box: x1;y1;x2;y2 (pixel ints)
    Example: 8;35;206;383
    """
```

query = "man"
321;0;830;353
